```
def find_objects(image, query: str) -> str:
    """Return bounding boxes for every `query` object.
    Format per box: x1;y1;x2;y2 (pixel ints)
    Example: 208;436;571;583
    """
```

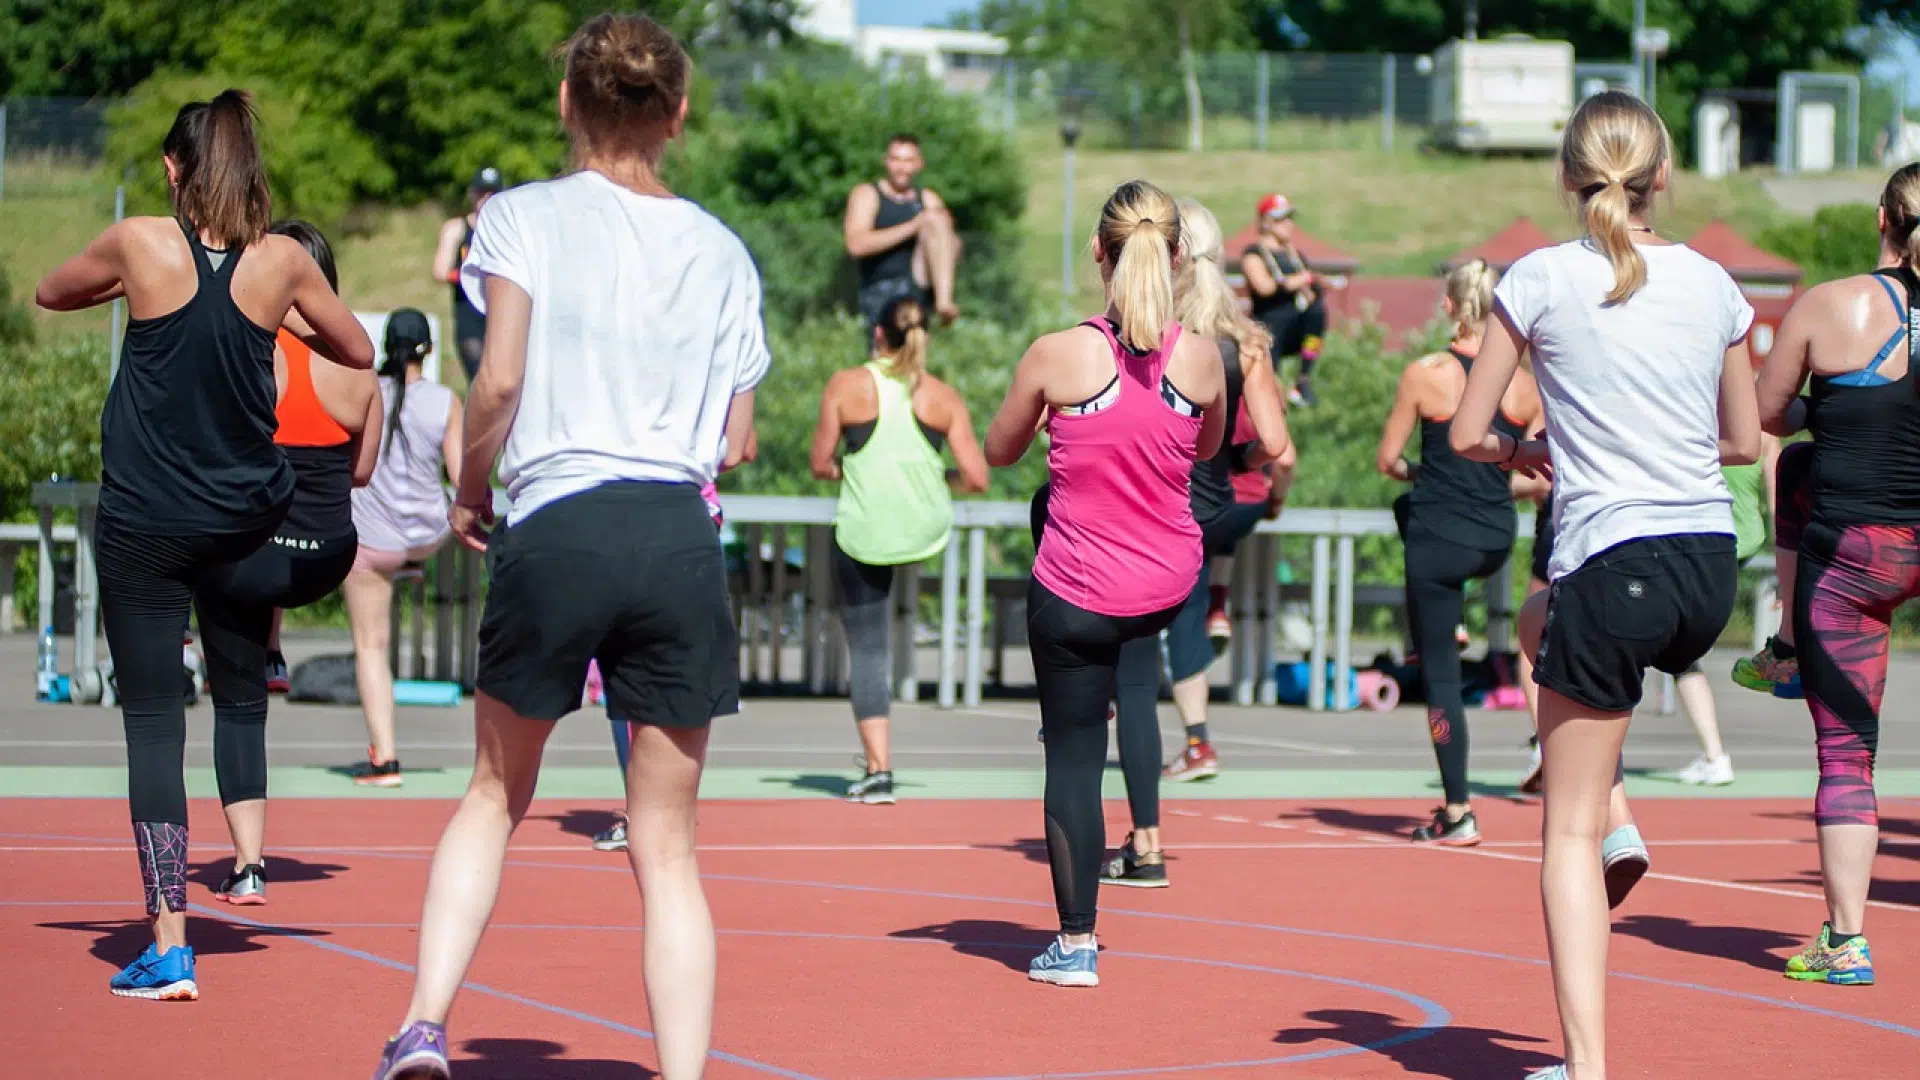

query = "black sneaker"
1100;834;1168;888
214;863;267;906
591;816;628;852
846;770;895;805
1410;808;1481;847
351;752;403;788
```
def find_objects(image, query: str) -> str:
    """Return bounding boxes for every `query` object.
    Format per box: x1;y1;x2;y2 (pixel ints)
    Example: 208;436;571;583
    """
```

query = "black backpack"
288;654;361;705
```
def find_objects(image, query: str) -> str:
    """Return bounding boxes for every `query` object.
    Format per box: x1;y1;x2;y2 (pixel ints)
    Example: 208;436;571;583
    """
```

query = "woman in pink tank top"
984;179;1228;988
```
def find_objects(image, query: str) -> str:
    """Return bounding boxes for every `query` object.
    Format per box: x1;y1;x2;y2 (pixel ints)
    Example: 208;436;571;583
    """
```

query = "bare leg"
268;609;283;652
343;568;398;762
1675;671;1728;761
913;211;962;322
1818;824;1877;935
1522;590;1633;831
856;716;890;774
223;799;265;868
626;723;717;1080
1775;551;1799;648
1518;577;1548;729
403;693;552;1026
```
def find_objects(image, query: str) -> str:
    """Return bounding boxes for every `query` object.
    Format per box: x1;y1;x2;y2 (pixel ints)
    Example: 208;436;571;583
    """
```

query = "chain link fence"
0;98;111;201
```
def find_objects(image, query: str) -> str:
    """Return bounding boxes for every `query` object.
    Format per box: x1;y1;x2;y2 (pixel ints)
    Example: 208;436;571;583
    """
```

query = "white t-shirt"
461;170;771;524
1496;239;1753;580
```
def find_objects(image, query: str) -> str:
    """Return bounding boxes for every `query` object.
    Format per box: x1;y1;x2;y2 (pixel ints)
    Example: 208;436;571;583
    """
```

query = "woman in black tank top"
1753;164;1920;984
35;91;372;1002
1376;259;1541;846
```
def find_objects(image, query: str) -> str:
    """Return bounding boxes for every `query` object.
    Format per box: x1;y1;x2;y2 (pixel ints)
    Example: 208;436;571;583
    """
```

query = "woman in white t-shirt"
370;15;767;1080
1448;90;1760;1080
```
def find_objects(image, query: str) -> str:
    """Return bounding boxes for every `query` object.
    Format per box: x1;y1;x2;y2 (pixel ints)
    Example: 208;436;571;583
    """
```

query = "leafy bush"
1758;202;1882;285
0;337;111;520
0;266;34;352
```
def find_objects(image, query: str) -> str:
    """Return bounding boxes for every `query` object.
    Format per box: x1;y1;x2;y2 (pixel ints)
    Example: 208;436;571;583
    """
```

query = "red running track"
2;796;1916;1079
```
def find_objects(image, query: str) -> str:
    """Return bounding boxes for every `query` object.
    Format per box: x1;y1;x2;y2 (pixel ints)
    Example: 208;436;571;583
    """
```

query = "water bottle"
36;626;59;701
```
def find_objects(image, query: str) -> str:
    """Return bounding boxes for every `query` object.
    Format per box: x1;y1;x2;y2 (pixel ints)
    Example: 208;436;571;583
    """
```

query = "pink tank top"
1032;320;1204;617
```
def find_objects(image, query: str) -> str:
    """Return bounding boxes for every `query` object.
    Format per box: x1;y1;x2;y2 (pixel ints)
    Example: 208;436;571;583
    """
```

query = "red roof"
1438;217;1556;273
1685;220;1803;283
1340;277;1445;350
1222;222;1359;272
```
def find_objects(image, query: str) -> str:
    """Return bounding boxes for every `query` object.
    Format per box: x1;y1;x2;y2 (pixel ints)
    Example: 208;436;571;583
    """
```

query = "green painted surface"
3;765;1917;801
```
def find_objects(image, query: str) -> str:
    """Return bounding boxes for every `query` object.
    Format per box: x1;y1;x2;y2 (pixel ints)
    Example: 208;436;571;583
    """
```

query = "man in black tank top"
1241;195;1336;406
433;167;504;382
844;134;962;331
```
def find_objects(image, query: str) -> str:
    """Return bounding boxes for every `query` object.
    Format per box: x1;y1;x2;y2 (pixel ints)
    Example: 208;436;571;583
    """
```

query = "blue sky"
860;0;975;27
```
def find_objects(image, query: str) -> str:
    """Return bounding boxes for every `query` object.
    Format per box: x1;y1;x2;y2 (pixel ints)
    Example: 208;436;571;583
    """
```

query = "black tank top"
1189;337;1246;524
279;444;356;545
99;220;293;534
1406;349;1523;551
1806;266;1920;528
1245;244;1306;323
857;184;922;290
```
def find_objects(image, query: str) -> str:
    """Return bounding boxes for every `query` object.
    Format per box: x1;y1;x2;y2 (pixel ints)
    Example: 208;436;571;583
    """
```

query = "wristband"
1503;434;1519;464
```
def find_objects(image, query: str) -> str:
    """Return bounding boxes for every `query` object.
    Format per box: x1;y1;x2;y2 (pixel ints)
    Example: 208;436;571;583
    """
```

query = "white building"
798;0;1009;92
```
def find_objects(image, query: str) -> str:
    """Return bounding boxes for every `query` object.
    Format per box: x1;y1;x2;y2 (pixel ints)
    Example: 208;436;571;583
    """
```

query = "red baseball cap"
1257;193;1294;220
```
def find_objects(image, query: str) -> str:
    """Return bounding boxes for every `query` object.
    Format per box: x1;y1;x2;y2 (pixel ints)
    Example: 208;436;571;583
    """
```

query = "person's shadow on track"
529;808;622;842
889;918;1053;974
1749;869;1920;909
1611;914;1801;972
188;855;349;891
978;838;1050;864
1277;806;1425;837
1274;1008;1555;1079
456;1038;656;1079
37;914;331;968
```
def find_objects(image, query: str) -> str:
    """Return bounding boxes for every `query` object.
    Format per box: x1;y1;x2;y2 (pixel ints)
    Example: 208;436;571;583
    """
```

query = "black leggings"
832;542;896;721
1029;578;1181;936
1400;517;1511;807
195;536;356;806
97;515;280;915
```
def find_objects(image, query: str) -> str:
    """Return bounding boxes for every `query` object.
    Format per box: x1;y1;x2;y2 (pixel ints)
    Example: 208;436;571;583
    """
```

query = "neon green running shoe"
1785;923;1874;985
1732;636;1802;698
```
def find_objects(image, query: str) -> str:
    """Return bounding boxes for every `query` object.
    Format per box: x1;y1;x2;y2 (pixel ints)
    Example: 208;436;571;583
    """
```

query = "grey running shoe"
214;863;267;906
846;770;895;805
591;817;628;852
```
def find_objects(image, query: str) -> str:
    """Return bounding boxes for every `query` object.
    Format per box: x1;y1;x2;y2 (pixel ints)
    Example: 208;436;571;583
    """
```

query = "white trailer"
1428;36;1576;154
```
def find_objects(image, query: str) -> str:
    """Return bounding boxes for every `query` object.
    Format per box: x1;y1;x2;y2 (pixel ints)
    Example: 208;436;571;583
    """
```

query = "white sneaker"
1519;739;1545;794
1676;754;1735;786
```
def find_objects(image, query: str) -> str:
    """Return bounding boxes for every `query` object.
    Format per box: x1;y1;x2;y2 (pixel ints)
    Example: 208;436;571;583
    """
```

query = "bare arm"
722;391;756;473
431;218;465;285
810;374;847;481
1238;348;1292;468
448;275;528;548
1241;250;1279;298
1376;362;1424;481
440;394;465;489
1450;303;1546;478
36;222;128;311
1717;337;1762;465
1756;300;1814;437
288;250;375;369
941;387;991;494
350;392;382;487
985;341;1053;467
843;184;921;260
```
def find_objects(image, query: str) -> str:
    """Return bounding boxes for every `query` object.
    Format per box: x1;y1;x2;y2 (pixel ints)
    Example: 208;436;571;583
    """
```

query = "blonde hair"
1096;180;1181;352
1882;162;1920;269
875;294;928;382
1560;90;1671;304
1445;258;1499;339
1175;198;1272;360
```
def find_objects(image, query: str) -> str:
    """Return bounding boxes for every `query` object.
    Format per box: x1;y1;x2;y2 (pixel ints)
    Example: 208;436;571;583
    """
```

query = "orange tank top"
275;329;351;447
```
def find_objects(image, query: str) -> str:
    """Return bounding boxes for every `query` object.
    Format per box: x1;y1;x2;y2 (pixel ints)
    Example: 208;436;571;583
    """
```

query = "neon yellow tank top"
833;362;953;565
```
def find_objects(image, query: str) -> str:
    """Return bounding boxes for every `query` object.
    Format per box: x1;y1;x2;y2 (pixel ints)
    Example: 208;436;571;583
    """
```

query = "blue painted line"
353;851;1920;1043
0;899;128;906
186;903;823;1080
0;830;121;842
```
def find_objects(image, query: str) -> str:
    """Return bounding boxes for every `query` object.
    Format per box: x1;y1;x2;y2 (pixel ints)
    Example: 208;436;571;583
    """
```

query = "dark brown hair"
163;90;272;251
560;13;691;162
875;294;928;382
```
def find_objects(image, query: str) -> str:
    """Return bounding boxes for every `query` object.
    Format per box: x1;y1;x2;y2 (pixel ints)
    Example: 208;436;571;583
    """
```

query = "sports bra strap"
1863;271;1910;378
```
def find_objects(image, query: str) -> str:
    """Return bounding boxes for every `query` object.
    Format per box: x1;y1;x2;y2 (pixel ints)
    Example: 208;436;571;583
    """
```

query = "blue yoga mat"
393;680;463;707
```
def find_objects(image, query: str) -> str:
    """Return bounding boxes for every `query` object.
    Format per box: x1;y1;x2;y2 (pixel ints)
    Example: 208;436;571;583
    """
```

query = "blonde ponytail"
1444;257;1499;338
876;295;929;383
1096;179;1181;352
1174;196;1272;359
1560;90;1669;305
1882;162;1920;270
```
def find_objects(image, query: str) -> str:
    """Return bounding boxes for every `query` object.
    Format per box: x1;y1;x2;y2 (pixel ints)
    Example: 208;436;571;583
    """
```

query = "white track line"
0;837;1829;854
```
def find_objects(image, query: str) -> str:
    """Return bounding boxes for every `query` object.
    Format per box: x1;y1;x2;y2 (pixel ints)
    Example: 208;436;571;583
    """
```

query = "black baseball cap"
469;166;504;194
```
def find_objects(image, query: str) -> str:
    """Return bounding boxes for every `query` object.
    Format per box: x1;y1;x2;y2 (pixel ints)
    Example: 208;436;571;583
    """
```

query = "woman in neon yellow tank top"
811;295;990;805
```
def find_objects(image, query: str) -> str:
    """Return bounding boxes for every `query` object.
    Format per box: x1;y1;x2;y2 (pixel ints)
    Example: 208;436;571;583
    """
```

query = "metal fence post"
1004;59;1018;133
1382;55;1397;152
0;102;8;201
1847;75;1860;172
1255;53;1270;151
109;184;126;377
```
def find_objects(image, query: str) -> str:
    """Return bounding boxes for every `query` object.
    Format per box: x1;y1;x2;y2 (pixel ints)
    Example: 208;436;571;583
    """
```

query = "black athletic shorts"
1530;499;1555;585
198;532;357;611
1533;533;1737;713
858;276;931;332
476;481;737;726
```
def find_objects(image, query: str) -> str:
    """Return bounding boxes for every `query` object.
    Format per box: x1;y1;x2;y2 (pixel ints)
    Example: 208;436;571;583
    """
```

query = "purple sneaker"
372;1021;451;1080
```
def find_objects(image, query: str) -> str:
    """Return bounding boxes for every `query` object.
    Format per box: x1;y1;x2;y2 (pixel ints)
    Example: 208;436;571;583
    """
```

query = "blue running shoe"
371;1021;451;1080
1603;824;1650;910
109;943;198;1001
1028;935;1099;987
